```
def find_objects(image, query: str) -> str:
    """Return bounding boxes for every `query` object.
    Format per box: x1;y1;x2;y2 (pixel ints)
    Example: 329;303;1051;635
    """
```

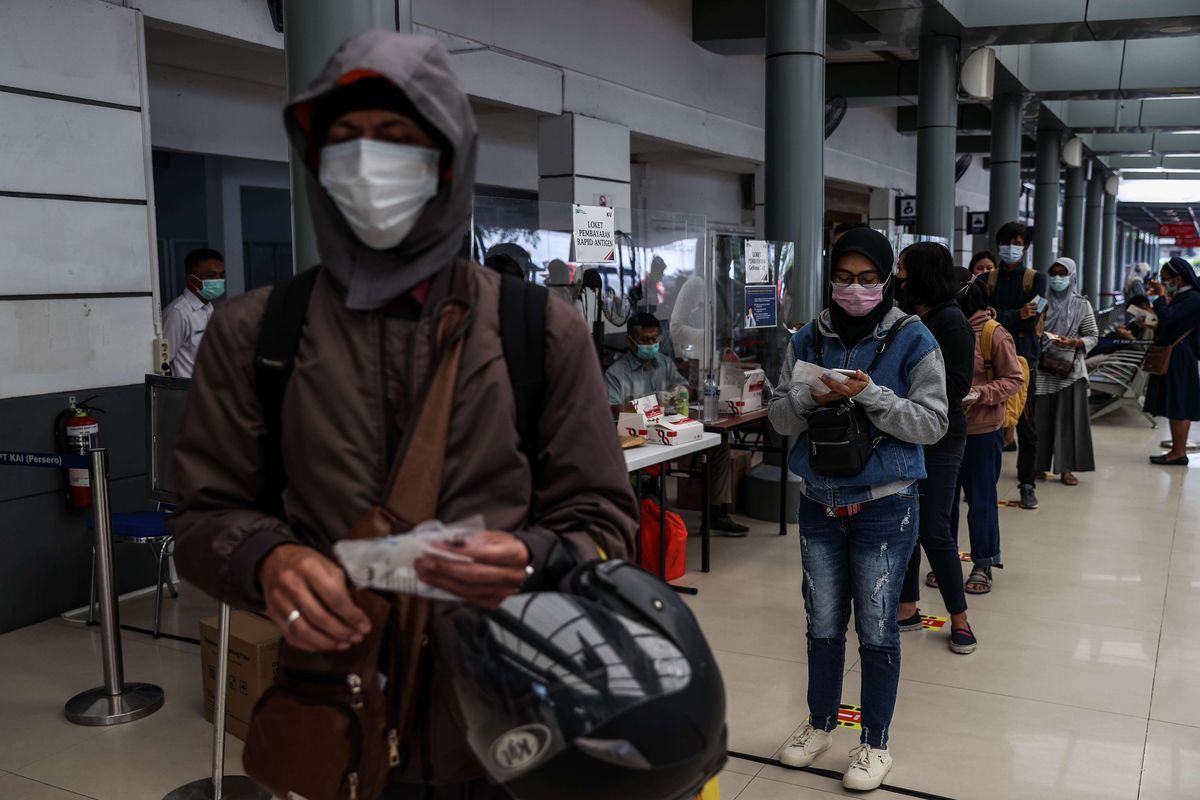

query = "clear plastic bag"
334;516;484;601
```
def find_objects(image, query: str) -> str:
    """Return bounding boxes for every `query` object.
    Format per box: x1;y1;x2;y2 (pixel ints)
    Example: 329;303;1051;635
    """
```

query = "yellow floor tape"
699;776;720;800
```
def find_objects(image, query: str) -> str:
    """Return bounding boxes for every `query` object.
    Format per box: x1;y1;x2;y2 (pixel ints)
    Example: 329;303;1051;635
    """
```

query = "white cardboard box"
648;414;704;446
617;394;661;438
719;364;766;416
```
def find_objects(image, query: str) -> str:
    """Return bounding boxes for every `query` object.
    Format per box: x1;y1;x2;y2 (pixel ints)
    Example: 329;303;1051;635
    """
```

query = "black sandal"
965;565;992;595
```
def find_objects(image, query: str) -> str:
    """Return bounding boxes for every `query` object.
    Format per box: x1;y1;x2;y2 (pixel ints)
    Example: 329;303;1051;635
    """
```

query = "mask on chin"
319;139;440;250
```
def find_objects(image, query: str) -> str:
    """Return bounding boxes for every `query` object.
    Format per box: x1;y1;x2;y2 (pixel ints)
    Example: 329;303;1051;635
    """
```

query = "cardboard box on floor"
199;610;280;741
676;448;753;511
718;363;766;416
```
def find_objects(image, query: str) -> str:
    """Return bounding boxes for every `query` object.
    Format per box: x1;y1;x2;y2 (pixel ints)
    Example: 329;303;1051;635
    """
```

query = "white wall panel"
0;199;151;295
0;94;146;199
134;0;284;50
0;0;140;106
0;297;156;400
148;65;288;163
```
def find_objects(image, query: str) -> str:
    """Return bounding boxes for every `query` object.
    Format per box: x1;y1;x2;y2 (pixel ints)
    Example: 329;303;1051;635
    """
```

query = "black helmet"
439;559;727;800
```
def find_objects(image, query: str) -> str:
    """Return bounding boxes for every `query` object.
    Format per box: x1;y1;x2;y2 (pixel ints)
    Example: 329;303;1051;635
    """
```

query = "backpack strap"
981;319;999;382
253;267;321;516
987;269;1000;293
500;277;548;518
1022;268;1036;295
865;314;916;374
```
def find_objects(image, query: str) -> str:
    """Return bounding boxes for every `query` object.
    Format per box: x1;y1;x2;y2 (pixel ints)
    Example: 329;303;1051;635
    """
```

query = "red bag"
640;498;688;581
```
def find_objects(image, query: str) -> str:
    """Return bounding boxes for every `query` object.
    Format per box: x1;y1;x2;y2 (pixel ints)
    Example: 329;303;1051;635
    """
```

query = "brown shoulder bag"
243;302;467;800
1142;329;1195;375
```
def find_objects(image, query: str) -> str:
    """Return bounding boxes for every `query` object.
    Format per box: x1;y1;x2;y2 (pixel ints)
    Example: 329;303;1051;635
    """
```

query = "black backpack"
251;268;547;516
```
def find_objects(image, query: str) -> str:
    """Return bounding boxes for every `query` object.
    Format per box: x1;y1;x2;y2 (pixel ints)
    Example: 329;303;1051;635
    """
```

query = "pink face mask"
832;283;885;317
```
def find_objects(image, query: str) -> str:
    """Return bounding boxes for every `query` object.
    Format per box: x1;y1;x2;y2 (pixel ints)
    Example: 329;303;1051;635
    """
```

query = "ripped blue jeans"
798;488;918;749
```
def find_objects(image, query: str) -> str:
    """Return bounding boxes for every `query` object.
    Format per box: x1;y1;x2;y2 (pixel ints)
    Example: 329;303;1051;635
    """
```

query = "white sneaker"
842;743;893;791
779;722;833;768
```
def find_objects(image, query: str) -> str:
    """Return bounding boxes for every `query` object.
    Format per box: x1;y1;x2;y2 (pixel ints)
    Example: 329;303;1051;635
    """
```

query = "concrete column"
283;0;409;272
1083;166;1105;309
916;33;959;244
765;0;825;325
1102;190;1117;304
1062;165;1086;266
537;114;631;224
1033;125;1061;271
989;93;1023;247
754;164;766;238
868;187;897;240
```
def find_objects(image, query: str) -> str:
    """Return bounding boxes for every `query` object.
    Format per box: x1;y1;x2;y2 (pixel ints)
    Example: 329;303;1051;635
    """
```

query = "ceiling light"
1160;25;1193;34
864;39;888;47
1164;153;1200;157
1168;130;1200;135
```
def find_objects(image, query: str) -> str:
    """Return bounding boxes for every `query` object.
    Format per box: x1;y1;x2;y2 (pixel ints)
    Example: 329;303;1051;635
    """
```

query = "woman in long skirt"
1146;257;1200;464
1035;257;1098;485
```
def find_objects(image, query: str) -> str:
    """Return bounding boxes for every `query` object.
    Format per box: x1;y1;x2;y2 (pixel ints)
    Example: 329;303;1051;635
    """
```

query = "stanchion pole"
162;602;268;800
65;448;165;725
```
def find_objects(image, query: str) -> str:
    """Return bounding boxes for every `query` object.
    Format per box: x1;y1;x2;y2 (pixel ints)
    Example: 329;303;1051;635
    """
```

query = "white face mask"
318;139;440;250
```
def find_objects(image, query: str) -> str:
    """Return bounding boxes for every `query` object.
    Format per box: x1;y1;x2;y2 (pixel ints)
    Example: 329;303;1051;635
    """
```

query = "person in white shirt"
162;248;225;378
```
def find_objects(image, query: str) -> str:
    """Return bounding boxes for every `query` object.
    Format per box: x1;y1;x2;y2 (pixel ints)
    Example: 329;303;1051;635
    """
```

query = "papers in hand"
335;516;481;602
790;360;850;393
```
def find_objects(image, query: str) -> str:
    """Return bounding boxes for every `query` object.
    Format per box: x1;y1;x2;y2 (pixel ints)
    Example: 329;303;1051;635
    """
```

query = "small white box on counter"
617;394;661;437
718;363;766;415
648;414;704;446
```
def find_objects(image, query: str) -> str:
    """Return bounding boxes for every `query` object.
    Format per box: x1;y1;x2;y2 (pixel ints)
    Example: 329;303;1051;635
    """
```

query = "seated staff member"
768;228;948;791
606;313;749;535
951;270;1025;596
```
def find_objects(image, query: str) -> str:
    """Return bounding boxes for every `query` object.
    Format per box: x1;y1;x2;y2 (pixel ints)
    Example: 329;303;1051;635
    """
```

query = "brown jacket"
966;309;1026;435
169;261;637;778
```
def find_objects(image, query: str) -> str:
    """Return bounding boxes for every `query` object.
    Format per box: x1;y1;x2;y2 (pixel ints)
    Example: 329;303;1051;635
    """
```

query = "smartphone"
1032;294;1048;313
831;368;857;376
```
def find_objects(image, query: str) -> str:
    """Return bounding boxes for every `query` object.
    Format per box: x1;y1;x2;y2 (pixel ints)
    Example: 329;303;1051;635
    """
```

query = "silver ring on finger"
285;609;302;627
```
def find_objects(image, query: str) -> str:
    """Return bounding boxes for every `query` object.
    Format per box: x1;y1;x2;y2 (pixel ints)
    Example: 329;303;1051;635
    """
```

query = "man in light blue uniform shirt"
605;313;748;535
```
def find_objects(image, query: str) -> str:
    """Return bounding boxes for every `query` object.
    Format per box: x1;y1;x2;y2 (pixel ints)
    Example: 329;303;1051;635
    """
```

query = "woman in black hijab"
1146;257;1200;464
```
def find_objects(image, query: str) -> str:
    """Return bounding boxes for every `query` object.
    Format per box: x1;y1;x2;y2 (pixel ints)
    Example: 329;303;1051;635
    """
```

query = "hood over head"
1046;256;1087;336
285;31;478;310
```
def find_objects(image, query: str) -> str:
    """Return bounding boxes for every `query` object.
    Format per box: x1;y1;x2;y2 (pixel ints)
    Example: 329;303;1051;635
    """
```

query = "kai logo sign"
490;724;552;772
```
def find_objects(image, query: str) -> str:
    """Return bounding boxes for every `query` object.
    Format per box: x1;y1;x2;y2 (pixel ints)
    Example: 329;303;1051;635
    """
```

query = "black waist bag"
805;316;913;477
808;402;876;476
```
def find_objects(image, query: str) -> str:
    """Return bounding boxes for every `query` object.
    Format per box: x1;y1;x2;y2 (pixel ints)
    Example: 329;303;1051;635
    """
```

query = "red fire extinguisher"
55;396;102;508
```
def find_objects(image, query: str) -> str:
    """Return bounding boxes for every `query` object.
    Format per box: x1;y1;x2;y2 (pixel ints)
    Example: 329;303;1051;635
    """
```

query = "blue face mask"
998;244;1025;265
635;342;661;361
198;279;225;301
1048;276;1071;293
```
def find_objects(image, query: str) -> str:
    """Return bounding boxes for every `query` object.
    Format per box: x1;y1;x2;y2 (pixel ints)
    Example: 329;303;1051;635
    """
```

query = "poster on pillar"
745;240;771;284
743;285;777;329
571;204;615;263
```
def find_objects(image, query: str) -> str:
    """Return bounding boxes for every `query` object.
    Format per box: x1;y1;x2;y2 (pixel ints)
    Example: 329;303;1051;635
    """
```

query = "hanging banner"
570;204;615;263
743;285;777;329
745;240;770;284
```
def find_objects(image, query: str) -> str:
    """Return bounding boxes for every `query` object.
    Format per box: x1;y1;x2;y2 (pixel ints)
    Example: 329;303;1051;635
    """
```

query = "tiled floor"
0;405;1196;799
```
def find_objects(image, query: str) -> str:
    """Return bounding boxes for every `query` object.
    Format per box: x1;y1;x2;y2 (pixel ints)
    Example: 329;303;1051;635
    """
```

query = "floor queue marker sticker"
960;552;973;562
807;704;863;731
920;614;948;631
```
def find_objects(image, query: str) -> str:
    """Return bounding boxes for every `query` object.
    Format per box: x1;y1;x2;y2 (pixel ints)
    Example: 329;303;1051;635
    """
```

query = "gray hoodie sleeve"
854;347;950;445
768;339;820;436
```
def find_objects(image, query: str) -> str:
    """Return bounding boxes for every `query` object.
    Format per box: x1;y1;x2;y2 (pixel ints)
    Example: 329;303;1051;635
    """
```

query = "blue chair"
87;510;177;637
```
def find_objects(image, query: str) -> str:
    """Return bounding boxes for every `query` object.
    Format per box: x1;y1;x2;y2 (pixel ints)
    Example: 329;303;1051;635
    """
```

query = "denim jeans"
901;434;968;615
798;489;919;749
951;429;1004;566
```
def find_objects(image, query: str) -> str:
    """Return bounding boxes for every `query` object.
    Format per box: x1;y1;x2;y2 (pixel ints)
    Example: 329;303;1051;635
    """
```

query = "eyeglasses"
831;271;884;288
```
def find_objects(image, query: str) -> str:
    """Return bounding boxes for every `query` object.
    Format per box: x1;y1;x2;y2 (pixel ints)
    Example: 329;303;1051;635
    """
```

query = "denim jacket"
768;307;949;507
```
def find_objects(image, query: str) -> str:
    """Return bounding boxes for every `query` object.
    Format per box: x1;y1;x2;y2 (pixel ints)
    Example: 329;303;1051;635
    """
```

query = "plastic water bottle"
676;387;689;418
703;374;720;423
